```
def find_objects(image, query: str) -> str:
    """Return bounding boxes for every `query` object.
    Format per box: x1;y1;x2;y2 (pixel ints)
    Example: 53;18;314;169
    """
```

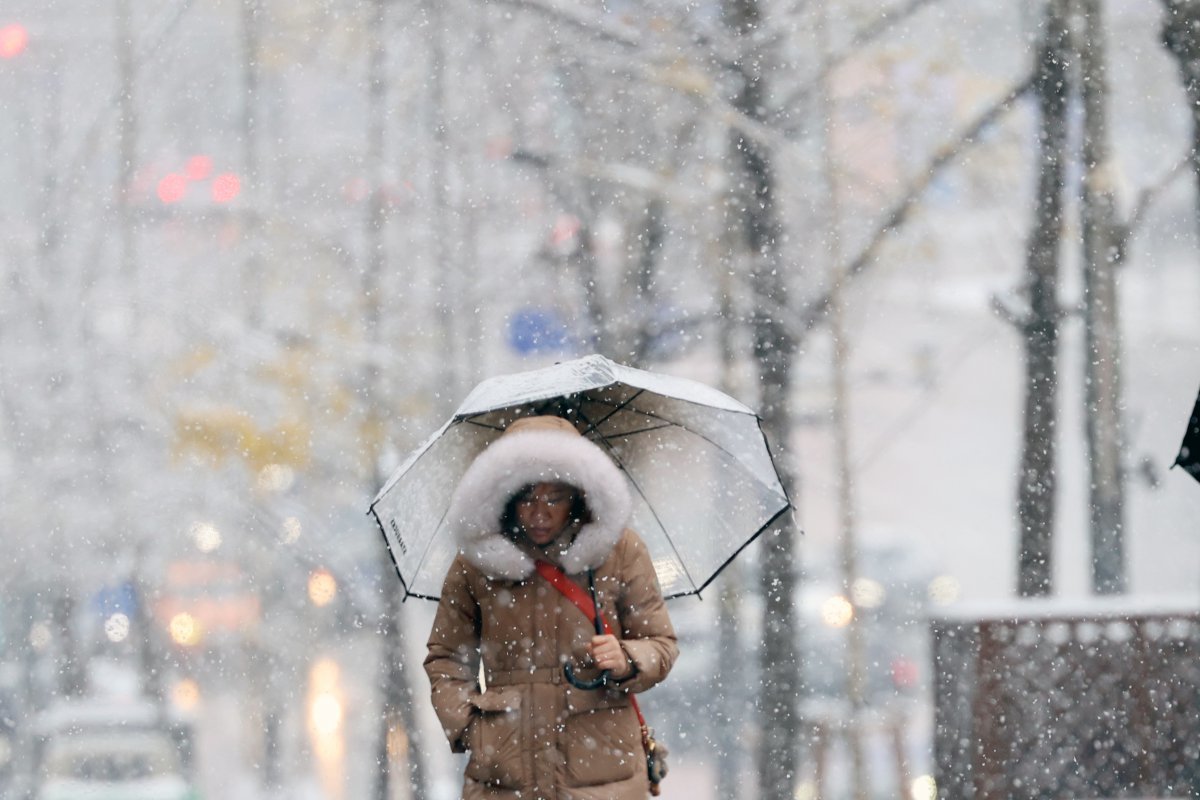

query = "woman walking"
424;415;678;799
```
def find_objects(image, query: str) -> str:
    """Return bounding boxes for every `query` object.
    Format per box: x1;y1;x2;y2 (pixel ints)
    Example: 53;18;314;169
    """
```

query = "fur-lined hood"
445;416;632;580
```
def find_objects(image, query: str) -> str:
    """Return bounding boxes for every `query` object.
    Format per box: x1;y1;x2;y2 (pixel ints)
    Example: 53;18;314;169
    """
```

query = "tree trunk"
721;2;802;798
572;223;612;357
1161;0;1200;238
1016;0;1070;598
628;197;665;366
1077;0;1127;594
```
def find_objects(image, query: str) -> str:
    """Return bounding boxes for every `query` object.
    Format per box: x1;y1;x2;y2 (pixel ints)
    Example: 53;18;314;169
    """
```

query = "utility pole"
1076;0;1127;594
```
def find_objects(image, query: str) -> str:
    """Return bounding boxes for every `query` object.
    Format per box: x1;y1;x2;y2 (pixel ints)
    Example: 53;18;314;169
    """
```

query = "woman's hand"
588;634;633;678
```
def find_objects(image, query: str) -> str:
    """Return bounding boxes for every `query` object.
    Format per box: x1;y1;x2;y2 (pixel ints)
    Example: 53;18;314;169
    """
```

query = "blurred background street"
2;1;1199;799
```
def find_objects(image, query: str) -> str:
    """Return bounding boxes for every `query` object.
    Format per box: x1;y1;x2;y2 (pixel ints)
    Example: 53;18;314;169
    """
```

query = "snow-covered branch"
794;73;1036;339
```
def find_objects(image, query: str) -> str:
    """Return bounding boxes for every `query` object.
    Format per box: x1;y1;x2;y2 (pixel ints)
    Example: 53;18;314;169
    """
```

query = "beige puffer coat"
424;416;678;800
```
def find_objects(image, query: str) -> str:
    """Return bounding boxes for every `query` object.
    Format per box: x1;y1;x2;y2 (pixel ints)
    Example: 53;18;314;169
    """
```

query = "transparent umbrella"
368;354;793;600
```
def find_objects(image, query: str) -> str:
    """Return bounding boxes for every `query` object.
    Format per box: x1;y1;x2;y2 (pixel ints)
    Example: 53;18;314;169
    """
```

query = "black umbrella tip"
1174;446;1200;483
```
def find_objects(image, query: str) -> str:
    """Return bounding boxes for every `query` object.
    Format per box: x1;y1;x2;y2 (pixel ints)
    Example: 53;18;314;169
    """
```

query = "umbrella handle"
564;569;610;690
564;662;610;690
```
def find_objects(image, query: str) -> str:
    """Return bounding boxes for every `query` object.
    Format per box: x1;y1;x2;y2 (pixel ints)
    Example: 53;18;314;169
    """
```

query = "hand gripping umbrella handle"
562;569;611;690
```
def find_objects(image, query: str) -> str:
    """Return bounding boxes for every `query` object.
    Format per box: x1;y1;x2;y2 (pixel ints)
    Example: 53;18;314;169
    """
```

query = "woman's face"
515;482;577;546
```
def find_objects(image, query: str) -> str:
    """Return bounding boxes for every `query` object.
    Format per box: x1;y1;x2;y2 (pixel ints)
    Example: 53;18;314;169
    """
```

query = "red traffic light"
0;24;29;59
211;173;241;204
185;155;213;182
157;173;188;204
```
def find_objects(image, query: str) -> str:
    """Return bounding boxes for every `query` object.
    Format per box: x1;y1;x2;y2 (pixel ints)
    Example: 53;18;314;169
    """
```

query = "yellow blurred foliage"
173;406;310;472
172;345;219;378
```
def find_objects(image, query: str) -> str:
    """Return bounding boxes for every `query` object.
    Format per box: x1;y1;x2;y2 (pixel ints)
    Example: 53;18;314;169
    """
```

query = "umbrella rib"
369;505;418;601
599;421;675;439
584;388;646;438
462;418;505;431
596;400;787;501
578;417;701;595
408;505;456;598
579;400;791;597
389;419;491;598
371;423;470;596
620;460;700;595
664;504;792;600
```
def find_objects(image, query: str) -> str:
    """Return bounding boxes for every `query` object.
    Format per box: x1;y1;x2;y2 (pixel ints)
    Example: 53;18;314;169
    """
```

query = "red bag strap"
535;560;612;633
534;560;648;731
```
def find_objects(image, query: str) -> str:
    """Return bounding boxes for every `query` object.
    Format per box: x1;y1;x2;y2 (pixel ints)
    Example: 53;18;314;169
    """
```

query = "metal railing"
932;601;1200;799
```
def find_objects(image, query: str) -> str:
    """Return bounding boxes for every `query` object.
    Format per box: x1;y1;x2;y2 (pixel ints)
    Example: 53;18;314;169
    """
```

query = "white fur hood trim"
446;427;632;580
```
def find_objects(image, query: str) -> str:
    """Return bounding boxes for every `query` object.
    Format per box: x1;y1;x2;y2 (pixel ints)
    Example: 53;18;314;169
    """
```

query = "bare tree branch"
490;0;950;154
1118;152;1190;260
775;0;947;118
849;0;945;50
990;293;1029;329
52;0;199;215
483;0;642;48
794;74;1036;338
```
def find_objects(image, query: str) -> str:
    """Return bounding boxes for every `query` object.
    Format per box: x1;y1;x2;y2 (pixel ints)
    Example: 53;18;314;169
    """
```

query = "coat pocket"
464;687;525;790
563;688;640;787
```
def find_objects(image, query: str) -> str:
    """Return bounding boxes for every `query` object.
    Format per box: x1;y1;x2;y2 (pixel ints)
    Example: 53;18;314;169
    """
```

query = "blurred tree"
366;1;427;797
719;2;802;798
1078;0;1127;594
1162;0;1200;235
1014;0;1070;598
7;0;1198;796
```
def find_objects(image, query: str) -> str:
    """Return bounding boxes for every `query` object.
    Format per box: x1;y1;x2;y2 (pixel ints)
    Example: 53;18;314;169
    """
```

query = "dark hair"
500;482;592;538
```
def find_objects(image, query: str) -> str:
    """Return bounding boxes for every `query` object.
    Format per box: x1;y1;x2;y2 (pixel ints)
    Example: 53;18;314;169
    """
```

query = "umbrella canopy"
369;354;792;600
1173;384;1200;484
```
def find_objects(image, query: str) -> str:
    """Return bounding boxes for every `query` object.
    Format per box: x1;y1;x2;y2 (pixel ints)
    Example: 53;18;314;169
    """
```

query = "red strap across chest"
533;559;647;730
534;560;615;635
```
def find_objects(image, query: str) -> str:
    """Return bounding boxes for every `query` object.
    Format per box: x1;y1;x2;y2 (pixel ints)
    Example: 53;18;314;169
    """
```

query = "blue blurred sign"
507;307;570;355
91;582;138;617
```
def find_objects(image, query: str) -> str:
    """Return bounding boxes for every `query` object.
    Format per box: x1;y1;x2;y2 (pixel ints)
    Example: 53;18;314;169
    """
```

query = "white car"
36;727;197;800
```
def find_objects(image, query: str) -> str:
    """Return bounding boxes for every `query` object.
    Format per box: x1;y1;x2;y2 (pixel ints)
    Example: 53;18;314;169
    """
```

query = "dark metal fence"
932;602;1200;799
